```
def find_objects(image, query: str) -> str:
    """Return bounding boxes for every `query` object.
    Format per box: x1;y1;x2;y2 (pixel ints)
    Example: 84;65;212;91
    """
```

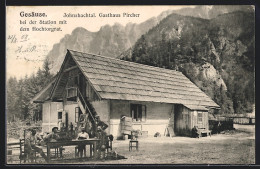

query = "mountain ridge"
46;5;254;74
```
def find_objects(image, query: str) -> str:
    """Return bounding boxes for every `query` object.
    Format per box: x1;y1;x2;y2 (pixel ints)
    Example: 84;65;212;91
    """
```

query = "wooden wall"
174;105;190;136
190;110;209;129
174;105;209;136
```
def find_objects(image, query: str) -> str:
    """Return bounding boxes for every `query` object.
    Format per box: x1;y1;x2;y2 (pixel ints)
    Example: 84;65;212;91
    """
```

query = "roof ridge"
68;49;182;74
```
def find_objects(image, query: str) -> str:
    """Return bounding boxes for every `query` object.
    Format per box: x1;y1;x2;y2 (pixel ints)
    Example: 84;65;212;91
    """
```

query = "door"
168;105;175;136
174;104;182;134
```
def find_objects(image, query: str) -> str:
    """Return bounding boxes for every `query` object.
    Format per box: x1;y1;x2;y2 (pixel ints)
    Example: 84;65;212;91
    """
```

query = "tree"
132;35;148;63
6;77;19;122
42;59;53;85
6;58;54;122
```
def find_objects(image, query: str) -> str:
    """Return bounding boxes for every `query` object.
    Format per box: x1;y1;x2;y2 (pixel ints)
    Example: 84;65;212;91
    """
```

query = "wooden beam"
32;101;44;103
64;65;78;73
51;98;64;102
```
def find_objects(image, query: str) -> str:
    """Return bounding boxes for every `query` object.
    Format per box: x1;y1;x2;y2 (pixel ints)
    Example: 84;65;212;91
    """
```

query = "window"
130;104;146;122
67;87;77;98
198;112;203;123
58;111;62;120
66;74;78;98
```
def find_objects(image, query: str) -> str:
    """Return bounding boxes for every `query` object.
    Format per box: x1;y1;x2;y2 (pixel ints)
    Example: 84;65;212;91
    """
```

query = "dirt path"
8;125;255;164
75;128;255;164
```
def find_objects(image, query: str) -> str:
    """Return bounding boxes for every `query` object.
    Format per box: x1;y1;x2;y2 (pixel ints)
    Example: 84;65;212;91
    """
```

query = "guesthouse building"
31;49;220;138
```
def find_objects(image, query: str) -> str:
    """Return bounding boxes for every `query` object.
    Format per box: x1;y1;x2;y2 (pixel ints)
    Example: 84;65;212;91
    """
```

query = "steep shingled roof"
68;50;219;109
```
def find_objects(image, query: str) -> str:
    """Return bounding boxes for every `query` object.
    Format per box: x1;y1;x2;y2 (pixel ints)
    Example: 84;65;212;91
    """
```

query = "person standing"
77;127;89;158
94;115;109;159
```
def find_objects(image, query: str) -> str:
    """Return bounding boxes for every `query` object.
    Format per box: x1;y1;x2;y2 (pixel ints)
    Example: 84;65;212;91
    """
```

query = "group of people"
24;115;111;162
24;127;60;162
78;115;110;159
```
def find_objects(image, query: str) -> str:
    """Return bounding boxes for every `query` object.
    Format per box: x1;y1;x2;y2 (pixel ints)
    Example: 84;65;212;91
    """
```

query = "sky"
6;6;195;79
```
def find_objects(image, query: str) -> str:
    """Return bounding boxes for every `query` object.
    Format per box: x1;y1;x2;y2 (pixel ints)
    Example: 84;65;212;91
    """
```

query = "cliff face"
123;11;254;114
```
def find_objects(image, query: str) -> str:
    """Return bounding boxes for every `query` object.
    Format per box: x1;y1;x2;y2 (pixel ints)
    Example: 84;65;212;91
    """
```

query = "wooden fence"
232;117;255;125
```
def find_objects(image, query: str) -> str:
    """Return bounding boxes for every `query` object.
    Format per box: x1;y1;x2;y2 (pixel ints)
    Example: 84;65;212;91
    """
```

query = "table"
46;138;100;162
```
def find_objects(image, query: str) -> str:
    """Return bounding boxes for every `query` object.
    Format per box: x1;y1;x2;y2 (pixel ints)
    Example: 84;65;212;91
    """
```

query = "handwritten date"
8;34;29;43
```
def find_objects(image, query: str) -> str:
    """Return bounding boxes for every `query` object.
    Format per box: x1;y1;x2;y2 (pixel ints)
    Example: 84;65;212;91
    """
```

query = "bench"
197;128;211;137
7;141;20;163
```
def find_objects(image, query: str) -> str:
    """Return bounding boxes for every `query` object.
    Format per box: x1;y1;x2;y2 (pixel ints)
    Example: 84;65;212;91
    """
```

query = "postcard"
6;5;255;165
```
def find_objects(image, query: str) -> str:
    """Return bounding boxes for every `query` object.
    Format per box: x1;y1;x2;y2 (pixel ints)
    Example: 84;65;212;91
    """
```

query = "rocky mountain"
46;5;254;74
47;10;174;74
122;11;254;114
